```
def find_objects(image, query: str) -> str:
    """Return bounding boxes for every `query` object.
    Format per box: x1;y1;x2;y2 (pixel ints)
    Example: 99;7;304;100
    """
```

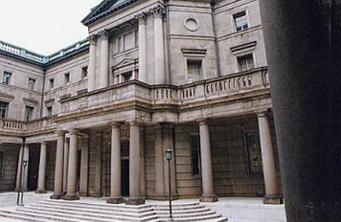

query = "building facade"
0;0;283;205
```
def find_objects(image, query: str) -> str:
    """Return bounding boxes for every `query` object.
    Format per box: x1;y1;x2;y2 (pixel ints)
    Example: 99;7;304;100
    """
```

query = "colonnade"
15;111;282;205
87;5;166;92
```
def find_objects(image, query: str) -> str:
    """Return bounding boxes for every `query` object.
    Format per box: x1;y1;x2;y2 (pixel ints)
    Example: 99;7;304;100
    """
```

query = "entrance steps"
0;199;228;222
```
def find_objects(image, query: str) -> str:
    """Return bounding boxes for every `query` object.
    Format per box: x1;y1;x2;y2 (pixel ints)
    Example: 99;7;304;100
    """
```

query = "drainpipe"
210;0;222;77
165;0;172;84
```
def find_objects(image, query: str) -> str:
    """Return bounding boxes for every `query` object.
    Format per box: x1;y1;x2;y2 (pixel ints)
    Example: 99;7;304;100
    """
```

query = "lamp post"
20;160;28;206
165;149;173;221
17;137;26;206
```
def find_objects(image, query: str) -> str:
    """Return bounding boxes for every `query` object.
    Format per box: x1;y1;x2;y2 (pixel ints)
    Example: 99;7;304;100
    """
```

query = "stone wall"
0;144;20;192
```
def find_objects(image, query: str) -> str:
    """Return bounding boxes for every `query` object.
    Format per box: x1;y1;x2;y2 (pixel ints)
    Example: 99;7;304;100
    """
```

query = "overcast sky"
0;0;102;55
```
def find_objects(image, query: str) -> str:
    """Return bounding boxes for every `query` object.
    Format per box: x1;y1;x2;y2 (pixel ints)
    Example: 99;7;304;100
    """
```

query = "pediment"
82;0;138;26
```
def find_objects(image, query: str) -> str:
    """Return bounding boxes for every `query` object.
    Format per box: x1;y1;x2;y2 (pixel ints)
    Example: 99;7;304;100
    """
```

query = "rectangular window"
245;132;263;175
47;106;52;117
28;78;36;91
122;71;133;82
64;73;70;84
49;78;54;89
238;54;254;71
0;101;8;118
0;151;4;178
25;106;34;121
187;60;202;83
191;135;201;175
82;67;88;79
124;32;133;51
234;11;249;32
135;30;139;47
2;71;12;85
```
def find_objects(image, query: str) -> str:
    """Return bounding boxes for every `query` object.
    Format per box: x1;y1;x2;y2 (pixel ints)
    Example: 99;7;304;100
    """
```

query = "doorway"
121;159;129;197
27;146;39;191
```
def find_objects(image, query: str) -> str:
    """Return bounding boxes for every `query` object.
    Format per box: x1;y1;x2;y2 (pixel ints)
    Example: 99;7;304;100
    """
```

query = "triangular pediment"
82;0;138;26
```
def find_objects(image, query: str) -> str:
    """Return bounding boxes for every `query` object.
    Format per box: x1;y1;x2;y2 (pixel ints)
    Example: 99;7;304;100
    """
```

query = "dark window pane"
191;135;201;175
245;132;263;174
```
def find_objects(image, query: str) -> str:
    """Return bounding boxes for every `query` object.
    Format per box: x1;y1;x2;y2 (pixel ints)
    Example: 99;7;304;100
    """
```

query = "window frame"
46;106;53;117
64;73;70;85
237;54;255;72
0;101;9;119
244;130;263;176
81;66;88;79
190;133;201;176
25;106;34;122
49;78;54;89
186;60;202;84
28;78;36;91
234;11;249;32
2;71;12;85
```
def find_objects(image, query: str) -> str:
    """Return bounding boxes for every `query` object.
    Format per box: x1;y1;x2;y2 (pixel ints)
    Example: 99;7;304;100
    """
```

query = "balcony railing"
60;67;270;113
0;117;56;135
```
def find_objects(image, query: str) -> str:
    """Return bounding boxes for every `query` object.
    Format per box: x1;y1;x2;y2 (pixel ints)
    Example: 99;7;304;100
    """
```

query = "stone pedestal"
199;120;218;202
36;142;47;194
51;131;65;199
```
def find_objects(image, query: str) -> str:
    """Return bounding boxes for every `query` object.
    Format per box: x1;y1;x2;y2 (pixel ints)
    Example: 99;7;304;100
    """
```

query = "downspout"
40;67;46;118
210;0;222;77
165;0;172;84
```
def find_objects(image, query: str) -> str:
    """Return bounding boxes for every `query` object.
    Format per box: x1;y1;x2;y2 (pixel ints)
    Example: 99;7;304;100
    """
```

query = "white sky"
0;0;102;55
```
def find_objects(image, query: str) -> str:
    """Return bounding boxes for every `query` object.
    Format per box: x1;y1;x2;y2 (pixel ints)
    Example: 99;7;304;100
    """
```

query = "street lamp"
17;137;26;206
19;160;28;206
165;149;174;221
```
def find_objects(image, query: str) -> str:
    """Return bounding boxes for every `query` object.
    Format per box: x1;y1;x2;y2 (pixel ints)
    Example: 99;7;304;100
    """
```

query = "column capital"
111;121;123;128
197;118;209;125
130;120;142;126
151;5;164;18
135;12;147;25
89;35;98;45
69;129;79;135
256;109;270;118
41;141;47;146
56;130;67;137
99;30;110;40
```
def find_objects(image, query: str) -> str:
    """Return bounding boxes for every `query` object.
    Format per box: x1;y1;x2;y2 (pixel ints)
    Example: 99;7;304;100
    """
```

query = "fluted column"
257;112;283;204
199;120;218;202
64;129;80;200
51;131;65;199
152;6;166;84
88;35;97;92
63;138;69;193
99;30;109;89
126;121;145;205
15;146;23;191
36;142;47;193
136;13;147;82
107;123;124;204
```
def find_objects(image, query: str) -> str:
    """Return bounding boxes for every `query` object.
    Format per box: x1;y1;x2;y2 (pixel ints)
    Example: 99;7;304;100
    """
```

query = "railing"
61;68;269;113
0;39;89;65
0;117;56;134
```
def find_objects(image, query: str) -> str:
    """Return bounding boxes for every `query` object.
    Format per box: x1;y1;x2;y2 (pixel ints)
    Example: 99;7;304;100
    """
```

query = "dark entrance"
121;159;129;197
27;146;40;191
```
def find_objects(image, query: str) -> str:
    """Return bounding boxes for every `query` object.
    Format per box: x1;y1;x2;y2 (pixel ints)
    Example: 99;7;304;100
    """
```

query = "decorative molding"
23;98;39;105
136;13;147;25
151;5;164;18
231;41;257;54
99;30;110;40
0;92;14;101
89;35;98;45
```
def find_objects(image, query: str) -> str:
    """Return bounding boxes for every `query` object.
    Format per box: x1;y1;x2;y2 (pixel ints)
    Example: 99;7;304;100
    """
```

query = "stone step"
0;209;79;222
149;202;200;207
152;204;206;211
32;202;153;214
156;210;216;219
20;205;157;220
155;213;226;222
153;207;211;215
42;199;151;210
15;207;158;222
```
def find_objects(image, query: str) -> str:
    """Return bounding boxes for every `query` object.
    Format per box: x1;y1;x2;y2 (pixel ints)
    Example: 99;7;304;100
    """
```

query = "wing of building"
0;0;282;205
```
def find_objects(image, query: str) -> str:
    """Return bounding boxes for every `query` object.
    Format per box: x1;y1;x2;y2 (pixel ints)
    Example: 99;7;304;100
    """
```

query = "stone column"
136;13;147;82
93;132;102;197
107;123;124;204
126;121;145;205
152;6;166;84
99;30;109;89
36;142;47;193
140;127;146;197
79;135;89;196
63;138;69;193
154;124;165;198
15;146;23;191
51;131;65;199
257;112;283;204
199;120;218;202
64;129;80;200
88;35;97;92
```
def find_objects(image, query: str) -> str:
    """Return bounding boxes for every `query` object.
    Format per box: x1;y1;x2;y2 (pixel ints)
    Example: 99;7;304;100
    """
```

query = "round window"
185;18;199;31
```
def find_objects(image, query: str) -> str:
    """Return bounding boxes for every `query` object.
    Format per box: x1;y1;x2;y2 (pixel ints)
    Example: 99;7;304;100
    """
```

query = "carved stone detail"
151;5;164;18
136;13;147;25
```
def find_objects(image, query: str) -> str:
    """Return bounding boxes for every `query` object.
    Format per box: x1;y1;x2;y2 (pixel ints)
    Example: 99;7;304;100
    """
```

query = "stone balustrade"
0;117;56;135
60;67;269;113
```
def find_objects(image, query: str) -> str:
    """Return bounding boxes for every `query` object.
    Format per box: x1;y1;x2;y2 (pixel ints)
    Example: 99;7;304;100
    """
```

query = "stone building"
0;0;282;205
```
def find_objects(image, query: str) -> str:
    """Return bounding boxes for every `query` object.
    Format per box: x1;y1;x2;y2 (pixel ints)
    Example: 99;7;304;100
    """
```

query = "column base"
35;189;47;194
200;195;218;202
107;196;125;204
148;193;179;201
63;194;80;201
126;197;145;205
50;193;64;199
79;192;88;197
263;196;283;205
